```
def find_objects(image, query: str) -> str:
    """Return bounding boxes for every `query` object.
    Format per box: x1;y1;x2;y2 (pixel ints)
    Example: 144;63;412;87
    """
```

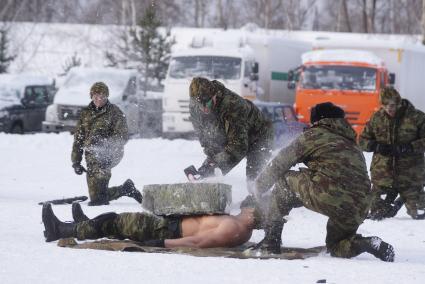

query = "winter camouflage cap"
189;77;215;103
90;82;109;97
380;86;401;105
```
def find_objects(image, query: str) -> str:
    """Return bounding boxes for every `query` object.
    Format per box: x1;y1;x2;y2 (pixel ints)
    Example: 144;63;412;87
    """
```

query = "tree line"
1;0;424;35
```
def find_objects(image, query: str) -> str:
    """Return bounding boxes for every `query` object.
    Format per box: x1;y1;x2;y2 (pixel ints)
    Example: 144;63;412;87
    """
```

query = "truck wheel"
10;124;24;134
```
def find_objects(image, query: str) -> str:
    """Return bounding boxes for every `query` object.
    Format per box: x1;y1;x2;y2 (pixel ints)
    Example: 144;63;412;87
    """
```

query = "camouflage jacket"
359;99;425;187
190;81;272;174
71;101;128;168
256;118;371;205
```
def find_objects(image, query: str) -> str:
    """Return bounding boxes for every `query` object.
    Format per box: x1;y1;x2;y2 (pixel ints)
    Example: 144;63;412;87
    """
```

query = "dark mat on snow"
57;238;326;260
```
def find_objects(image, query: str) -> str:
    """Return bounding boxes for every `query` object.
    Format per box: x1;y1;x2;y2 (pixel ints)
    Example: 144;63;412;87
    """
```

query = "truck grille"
345;111;360;122
178;99;190;113
58;105;83;121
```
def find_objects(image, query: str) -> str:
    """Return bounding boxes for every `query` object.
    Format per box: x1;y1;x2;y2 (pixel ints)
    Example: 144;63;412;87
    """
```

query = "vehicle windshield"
62;70;131;99
301;65;377;91
169;56;242;80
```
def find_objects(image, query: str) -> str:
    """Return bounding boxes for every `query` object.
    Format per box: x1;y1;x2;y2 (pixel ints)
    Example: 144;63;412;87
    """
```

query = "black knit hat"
310;102;345;124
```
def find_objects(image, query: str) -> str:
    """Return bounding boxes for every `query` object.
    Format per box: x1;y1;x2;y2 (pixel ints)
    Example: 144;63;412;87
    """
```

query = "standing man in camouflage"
72;82;143;206
253;102;394;262
188;77;273;183
359;86;425;220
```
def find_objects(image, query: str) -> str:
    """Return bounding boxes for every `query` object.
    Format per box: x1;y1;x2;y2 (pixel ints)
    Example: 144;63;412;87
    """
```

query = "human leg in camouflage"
42;203;181;243
256;176;303;254
76;212;180;241
399;186;423;219
86;165;111;205
326;219;394;262
86;164;142;205
246;129;273;181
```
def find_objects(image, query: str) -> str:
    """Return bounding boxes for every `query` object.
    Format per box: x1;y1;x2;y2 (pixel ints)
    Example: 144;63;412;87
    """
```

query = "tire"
10;123;24;134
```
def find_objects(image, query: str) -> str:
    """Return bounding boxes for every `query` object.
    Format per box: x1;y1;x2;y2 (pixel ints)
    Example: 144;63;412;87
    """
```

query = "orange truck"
289;49;394;135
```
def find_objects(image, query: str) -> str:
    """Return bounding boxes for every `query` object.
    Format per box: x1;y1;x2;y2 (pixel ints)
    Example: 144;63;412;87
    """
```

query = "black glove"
141;239;165;247
72;163;86;175
375;143;394;156
184;165;201;181
394;143;414;156
197;160;217;178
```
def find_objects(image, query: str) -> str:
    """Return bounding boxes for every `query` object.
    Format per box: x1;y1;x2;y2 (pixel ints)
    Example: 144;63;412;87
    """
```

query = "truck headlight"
45;104;58;122
0;110;8;119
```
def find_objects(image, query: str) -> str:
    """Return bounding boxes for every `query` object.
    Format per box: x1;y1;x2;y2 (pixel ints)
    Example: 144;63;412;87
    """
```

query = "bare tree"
423;0;425;44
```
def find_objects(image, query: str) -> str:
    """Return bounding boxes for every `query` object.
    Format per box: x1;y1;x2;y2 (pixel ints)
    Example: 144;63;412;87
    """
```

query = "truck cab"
162;47;258;138
0;74;55;133
291;49;391;135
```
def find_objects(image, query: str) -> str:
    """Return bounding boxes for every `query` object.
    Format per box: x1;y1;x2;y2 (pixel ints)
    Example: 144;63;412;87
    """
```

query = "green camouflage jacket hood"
359;99;425;187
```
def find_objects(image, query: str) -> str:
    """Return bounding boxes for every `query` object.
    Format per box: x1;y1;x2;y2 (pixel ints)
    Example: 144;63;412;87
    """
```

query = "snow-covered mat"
57;238;326;260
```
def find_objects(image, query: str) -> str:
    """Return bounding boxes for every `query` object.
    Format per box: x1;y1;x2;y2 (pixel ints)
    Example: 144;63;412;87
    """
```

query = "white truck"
42;67;142;135
161;32;311;137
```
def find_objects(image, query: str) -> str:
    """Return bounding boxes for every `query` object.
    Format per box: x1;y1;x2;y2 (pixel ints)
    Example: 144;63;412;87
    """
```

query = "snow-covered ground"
0;133;424;284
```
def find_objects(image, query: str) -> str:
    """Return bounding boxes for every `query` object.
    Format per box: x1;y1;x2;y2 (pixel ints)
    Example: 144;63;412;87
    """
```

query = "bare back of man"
165;208;255;249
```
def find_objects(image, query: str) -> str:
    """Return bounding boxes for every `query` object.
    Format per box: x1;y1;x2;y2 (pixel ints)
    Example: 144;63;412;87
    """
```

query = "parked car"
253;101;306;149
0;74;56;133
42;67;162;137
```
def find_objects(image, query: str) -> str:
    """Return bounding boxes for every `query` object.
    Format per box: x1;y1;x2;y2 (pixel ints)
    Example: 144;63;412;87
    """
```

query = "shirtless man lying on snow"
42;196;261;249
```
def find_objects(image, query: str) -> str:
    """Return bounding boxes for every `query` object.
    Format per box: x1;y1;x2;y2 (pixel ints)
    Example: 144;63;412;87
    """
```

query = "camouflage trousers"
86;163;124;203
76;212;181;241
371;185;425;218
267;169;371;258
246;127;274;181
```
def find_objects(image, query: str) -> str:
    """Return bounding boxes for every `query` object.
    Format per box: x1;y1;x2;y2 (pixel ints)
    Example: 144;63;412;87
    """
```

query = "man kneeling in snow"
42;197;260;249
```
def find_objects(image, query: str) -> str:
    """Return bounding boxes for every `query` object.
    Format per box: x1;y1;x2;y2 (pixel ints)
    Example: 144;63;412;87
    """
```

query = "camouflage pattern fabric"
76;212;181;241
189;79;273;180
256;118;373;258
71;101;129;202
359;99;425;217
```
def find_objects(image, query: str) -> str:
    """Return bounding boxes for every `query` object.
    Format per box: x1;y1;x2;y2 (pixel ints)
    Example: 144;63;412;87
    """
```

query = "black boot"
121;179;143;203
42;203;76;242
72;202;89;222
254;221;284;254
358;236;395;262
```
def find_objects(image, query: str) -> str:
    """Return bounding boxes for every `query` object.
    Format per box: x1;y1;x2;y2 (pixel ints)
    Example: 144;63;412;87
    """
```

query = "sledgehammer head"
184;165;201;181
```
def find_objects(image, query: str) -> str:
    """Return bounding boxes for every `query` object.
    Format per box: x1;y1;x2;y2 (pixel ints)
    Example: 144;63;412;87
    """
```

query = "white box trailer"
162;30;311;137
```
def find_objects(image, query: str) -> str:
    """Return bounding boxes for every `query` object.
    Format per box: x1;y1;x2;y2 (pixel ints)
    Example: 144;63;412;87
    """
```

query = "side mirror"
20;98;28;106
287;81;296;90
250;73;259;81
251;62;259;74
388;73;396;85
288;70;294;81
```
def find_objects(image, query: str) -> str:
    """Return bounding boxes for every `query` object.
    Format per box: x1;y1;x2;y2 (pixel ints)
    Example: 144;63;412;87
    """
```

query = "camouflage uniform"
75;212;181;241
256;118;373;258
359;96;425;218
72;86;129;203
189;77;273;180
